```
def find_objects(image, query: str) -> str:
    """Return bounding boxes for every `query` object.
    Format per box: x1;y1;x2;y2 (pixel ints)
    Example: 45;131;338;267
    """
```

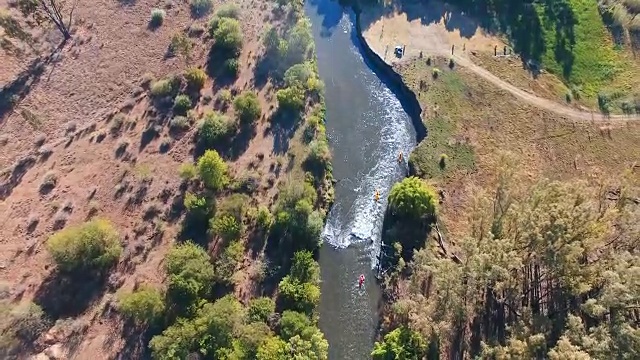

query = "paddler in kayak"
359;274;365;288
374;189;380;202
398;152;404;163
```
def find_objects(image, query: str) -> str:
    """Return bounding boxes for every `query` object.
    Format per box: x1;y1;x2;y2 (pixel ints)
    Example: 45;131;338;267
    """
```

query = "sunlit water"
306;1;417;358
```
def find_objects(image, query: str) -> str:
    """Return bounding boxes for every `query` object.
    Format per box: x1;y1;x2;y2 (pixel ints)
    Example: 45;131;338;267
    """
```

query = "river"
305;1;417;358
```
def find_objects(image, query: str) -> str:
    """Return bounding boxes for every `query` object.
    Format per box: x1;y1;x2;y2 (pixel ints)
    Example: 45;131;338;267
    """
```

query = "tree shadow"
0;57;47;122
0;155;37;200
206;46;238;92
33;271;108;320
270;109;303;155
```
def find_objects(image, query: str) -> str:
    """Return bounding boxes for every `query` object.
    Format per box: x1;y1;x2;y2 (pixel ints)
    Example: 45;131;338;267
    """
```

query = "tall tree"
18;0;77;40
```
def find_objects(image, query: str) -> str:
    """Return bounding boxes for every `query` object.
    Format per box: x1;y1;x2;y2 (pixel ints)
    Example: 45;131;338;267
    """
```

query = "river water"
305;1;417;358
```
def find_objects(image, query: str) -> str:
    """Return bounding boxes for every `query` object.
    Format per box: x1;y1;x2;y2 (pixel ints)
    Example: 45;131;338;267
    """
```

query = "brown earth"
0;0;301;358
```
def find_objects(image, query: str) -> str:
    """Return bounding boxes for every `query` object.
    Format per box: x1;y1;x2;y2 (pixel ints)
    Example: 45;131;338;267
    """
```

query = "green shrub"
178;163;197;181
197;149;228;190
189;0;212;17
214;240;243;283
169;33;193;58
306;140;330;168
278;310;312;340
150;9;165;27
233;91;261;125
173;95;192;114
198;111;232;147
290;250;320;284
388;177;437;219
256;206;273;231
216;3;241;19
276;86;305;111
248;297;275;323
217;89;233;106
224;58;239;76
210;214;241;242
439;153;448;169
0;301;49;351
170;116;190;131
184;67;206;90
118;287;165;324
432;68;440;79
150;79;174;98
212;17;243;56
284;62;314;89
218;193;250;221
46;219;121;274
372;327;427;360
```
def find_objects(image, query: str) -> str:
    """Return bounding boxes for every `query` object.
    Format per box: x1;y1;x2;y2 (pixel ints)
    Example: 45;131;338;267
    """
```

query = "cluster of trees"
375;159;640;359
208;4;243;76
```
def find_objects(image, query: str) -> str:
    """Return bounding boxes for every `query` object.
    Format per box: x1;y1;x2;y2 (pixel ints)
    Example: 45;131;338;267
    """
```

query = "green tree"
277;276;320;315
118;286;165;324
213;240;244;284
46;219;121;274
165;242;214;310
197;149;228;190
248;297;275;323
278;310;313;341
256;336;289;360
289;250;320;284
388;176;437;219
284;62;314;89
233;91;261;125
371;327;427;360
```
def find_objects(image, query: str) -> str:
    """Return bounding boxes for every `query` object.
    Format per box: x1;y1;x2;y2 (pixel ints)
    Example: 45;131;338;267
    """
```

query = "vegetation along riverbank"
357;0;640;358
0;0;333;358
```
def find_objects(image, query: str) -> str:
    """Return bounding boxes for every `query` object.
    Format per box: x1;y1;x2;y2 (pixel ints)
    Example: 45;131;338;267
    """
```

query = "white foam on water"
322;72;414;268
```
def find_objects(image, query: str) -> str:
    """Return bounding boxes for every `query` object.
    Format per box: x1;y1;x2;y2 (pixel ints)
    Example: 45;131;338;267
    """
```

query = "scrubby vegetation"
233;91;261;125
150;9;166;28
46;219;121;274
197;149;228;190
118;287;165;325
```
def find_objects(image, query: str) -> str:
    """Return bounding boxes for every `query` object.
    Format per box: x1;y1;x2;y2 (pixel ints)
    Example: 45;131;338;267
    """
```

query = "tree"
118;286;165;325
233;91;261;125
289;250;320;284
213;240;243;284
278;310;313;341
277;276;320;315
284;62;314;89
371;327;427;360
184;67;206;90
248;297;275;323
17;0;77;40
165;242;214;310
388;176;437;219
197;149;228;190
46;219;121;274
257;336;289;360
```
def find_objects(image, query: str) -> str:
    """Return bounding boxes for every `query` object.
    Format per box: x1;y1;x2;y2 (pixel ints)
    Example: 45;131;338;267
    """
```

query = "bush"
214;240;243;283
212;17;243;56
150;9;166;27
216;3;241;19
256;206;273;231
218;193;250;221
439;153;448;169
306;140;330;168
46;219;121;274
248;297;275;323
432;68;440;79
183;192;212;223
150;79;174;98
224;57;239;76
169;116;190;131
278;310;312;341
173;95;192;114
0;301;49;350
388;177;437;219
184;67;206;90
118;287;165;324
178;163;197;181
372;327;427;360
198;111;232;147
170;33;193;58
189;0;212;17
284;62;314;89
233;91;261;125
290;250;320;284
210;214;241;242
276;86;305;111
217;89;233;106
197;150;228;190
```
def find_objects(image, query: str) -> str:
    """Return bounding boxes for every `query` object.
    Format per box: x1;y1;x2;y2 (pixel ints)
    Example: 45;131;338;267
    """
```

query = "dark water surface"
305;1;417;358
